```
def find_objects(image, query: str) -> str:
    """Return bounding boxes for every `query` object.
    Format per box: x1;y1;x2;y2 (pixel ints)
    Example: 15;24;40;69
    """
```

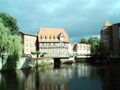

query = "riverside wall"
0;57;54;71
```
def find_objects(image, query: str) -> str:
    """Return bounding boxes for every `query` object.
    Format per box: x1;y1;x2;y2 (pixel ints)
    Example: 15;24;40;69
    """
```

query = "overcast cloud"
0;0;120;42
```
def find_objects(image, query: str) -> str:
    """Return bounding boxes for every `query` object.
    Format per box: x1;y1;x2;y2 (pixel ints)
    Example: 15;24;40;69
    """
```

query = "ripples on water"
0;63;120;90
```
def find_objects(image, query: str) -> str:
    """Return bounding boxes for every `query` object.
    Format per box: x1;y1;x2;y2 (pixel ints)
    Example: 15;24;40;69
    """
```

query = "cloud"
1;0;120;42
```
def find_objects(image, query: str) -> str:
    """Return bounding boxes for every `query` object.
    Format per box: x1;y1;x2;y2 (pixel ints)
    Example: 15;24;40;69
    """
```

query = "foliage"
12;35;22;61
0;23;10;54
0;12;19;35
79;38;88;43
87;37;100;55
41;52;47;57
31;51;41;55
80;37;110;58
80;37;100;54
0;23;22;56
0;13;22;69
31;51;47;57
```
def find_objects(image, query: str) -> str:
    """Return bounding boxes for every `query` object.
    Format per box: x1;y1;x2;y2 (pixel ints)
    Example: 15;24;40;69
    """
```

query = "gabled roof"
38;28;69;42
102;21;111;30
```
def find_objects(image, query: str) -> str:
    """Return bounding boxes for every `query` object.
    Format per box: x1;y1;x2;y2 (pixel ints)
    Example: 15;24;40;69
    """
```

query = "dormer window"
60;36;64;41
59;33;64;41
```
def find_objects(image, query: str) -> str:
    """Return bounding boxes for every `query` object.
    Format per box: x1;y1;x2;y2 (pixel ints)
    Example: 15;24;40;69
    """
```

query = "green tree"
0;12;19;35
0;13;22;69
80;37;100;55
80;38;88;43
80;37;110;60
31;51;41;57
87;37;100;55
0;23;11;55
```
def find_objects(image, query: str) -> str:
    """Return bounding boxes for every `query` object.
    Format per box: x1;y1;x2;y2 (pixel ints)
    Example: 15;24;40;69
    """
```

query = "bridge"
29;52;91;68
30;55;73;68
31;56;70;60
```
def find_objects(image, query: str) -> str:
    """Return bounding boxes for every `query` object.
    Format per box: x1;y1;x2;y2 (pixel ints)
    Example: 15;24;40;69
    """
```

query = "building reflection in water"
0;63;103;90
99;63;120;90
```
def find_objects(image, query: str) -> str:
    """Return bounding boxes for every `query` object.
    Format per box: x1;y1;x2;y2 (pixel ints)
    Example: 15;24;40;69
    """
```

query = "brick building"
100;21;120;57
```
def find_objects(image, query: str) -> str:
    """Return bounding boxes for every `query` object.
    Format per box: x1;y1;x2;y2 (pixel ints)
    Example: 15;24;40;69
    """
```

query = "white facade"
75;44;91;56
39;42;69;57
68;44;76;56
38;28;69;58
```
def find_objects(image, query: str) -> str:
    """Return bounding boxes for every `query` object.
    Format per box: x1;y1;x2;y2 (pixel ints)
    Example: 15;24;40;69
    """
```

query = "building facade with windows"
38;28;69;58
73;44;91;56
100;21;120;57
20;32;37;55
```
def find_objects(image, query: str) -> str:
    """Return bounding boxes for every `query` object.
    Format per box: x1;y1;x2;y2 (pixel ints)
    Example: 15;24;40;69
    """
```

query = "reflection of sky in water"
0;63;102;90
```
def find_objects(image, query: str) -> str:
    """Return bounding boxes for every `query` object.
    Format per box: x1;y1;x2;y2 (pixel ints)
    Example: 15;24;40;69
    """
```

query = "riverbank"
1;55;120;71
0;56;54;71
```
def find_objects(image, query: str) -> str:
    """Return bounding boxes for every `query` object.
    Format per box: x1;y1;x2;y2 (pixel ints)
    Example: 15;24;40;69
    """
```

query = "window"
60;36;64;41
42;36;45;41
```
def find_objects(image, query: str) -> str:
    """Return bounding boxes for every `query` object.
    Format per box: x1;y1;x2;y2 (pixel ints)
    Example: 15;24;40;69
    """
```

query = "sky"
0;0;120;42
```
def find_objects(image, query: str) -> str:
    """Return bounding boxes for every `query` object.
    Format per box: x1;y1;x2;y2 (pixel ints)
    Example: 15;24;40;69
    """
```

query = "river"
0;62;120;90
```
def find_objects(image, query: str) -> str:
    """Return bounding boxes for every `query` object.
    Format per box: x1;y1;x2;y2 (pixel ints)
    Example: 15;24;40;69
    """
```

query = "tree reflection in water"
1;63;119;90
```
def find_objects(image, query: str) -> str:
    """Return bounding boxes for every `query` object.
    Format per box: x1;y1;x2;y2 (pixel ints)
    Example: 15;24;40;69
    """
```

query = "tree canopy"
80;37;110;58
0;22;22;59
0;12;19;35
0;22;10;54
0;12;22;69
80;37;100;55
79;38;88;43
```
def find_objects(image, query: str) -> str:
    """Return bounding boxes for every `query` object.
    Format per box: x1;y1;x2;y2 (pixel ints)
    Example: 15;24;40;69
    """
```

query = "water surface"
0;63;119;90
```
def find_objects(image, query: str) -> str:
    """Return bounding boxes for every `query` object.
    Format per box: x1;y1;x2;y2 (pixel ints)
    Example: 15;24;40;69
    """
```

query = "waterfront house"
73;43;91;58
37;28;69;58
20;32;37;55
68;43;76;57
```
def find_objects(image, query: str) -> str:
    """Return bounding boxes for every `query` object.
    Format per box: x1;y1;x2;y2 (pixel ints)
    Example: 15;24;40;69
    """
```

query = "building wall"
101;23;120;56
68;43;75;56
39;42;69;57
23;35;37;54
20;28;70;58
112;25;120;55
73;44;91;56
38;28;69;58
20;33;37;55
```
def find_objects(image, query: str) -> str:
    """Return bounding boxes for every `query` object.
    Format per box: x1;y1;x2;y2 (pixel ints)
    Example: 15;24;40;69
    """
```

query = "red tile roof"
38;28;69;42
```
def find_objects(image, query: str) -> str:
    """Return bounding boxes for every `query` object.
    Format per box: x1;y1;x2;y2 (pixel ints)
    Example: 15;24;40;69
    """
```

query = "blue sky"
0;0;120;42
